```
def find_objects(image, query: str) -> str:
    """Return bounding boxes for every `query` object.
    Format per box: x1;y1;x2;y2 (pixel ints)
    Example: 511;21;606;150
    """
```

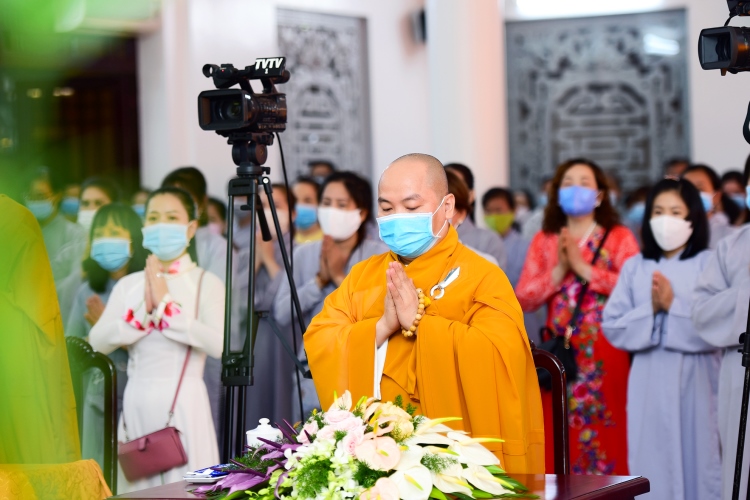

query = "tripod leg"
222;386;235;462
236;385;247;455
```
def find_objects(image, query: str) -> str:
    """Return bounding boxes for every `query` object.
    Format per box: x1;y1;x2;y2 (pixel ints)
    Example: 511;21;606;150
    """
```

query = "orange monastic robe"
304;226;545;473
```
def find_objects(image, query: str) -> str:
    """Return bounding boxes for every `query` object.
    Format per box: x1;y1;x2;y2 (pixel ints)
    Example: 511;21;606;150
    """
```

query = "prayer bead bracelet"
402;288;431;337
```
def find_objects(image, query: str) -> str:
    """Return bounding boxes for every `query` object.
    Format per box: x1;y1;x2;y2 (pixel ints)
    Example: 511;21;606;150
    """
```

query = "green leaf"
226;491;251;500
485;465;505;475
471;489;495;499
451;493;474;500
430;486;449;500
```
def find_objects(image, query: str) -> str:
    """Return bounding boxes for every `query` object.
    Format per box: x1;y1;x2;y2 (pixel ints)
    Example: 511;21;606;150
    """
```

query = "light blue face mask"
558;186;599;216
60;197;80;216
142;223;189;261
625;202;646;225
295;204;318;230
537;193;548;208
132;204;146;218
91;237;132;272
730;193;746;210
745;192;750;211
26;200;55;220
700;192;714;213
377;197;447;259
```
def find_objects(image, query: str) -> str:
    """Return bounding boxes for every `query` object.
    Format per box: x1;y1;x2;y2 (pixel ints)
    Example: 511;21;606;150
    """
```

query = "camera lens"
217;99;242;122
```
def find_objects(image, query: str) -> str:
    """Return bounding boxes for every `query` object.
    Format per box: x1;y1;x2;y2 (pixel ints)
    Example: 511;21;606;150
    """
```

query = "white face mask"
77;209;97;234
649;215;693;252
318;206;362;241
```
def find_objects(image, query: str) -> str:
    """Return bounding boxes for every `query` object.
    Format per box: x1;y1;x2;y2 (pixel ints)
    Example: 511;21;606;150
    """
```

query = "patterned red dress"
516;225;639;475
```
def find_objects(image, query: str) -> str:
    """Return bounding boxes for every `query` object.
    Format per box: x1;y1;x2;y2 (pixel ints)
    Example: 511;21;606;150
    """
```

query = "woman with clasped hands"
89;187;225;494
515;159;639;475
602;178;720;499
273;172;387;419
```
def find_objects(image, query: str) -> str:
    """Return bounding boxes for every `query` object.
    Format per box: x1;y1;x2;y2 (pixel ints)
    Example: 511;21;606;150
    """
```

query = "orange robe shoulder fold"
304;226;545;473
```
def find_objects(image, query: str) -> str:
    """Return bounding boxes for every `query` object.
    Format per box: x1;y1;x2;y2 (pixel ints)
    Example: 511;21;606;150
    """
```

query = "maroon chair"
530;340;570;474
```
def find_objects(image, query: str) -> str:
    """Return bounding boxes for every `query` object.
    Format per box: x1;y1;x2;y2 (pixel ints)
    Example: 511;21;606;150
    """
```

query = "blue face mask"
730;193;746;210
558;186;599;216
700;192;714;213
142;223;189;261
625;202;645;225
91;237;132;272
377;197;447;259
295;204;318;230
26;200;55;220
132;204;146;218
537;193;548;208
745;192;750;211
60;197;79;216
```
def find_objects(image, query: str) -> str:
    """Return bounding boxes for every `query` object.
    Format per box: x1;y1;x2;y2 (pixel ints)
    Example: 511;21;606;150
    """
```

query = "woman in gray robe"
693;222;750;499
273;172;387;421
603;178;721;500
237;185;297;429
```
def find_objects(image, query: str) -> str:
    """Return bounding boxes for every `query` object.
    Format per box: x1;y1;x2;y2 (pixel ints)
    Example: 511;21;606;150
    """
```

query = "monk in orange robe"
304;154;545;473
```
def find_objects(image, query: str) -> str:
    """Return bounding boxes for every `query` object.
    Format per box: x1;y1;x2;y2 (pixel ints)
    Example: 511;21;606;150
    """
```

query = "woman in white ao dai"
90;187;225;493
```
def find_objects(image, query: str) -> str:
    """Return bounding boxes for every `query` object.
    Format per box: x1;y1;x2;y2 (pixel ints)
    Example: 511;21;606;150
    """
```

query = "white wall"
504;0;750;173
137;0;430;199
139;0;750;202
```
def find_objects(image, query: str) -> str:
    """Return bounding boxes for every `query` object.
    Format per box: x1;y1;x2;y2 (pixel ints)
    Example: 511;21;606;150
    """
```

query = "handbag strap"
123;270;206;438
564;227;611;347
166;270;205;425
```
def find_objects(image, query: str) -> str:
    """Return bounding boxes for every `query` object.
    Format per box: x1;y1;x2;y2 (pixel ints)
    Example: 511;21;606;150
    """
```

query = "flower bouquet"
195;391;537;500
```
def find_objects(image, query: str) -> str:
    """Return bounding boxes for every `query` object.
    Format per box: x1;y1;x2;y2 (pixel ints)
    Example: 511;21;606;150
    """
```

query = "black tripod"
220;133;309;462
732;291;750;500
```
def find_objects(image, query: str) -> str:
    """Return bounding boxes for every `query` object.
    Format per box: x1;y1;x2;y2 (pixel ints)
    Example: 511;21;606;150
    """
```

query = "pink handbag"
118;271;205;482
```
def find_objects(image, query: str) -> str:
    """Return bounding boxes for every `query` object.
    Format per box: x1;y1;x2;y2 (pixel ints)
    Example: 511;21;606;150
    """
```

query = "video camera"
198;58;290;135
698;1;750;73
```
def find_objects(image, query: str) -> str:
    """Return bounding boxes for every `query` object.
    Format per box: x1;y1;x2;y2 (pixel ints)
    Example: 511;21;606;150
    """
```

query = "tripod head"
227;132;273;177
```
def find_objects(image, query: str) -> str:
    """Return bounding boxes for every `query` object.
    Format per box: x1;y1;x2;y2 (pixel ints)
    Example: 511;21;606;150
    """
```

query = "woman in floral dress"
516;159;639;475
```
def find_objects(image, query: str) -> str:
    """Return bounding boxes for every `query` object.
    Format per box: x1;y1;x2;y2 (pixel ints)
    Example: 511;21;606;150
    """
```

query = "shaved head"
381;153;449;198
377;153;455;241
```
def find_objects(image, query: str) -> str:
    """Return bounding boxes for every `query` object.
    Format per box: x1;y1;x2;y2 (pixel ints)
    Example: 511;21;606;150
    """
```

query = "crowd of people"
16;153;750;498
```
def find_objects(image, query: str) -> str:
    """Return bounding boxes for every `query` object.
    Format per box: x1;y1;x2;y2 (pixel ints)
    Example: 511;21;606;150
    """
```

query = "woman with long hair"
516;158;639;475
272;172;387;419
89;187;224;493
602;178;720;499
66;203;148;470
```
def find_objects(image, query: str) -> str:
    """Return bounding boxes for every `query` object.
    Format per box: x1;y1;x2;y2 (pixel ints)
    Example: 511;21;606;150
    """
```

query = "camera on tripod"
698;1;750;73
198;58;290;135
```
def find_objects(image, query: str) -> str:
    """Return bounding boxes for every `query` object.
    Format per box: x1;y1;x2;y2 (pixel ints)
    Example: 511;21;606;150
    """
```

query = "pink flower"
341;426;366;456
325;410;363;433
316;425;337;442
326;409;355;424
355;436;401;471
570;415;585;430
297;420;319;444
359;478;399;500
573;384;587;399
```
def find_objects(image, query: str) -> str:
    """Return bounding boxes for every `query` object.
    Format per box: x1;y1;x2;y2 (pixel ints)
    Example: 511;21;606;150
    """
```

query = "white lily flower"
405;432;456;446
329;390;353;411
394;444;425;471
461;463;513;496
413;417;462;435
431;462;472;496
390;464;432;500
446;432;501;466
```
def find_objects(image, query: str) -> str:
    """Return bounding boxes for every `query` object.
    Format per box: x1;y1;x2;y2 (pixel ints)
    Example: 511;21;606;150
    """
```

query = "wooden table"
111;474;650;499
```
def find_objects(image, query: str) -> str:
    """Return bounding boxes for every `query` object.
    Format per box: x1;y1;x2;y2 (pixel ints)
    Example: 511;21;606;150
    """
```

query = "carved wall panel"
506;10;689;192
277;9;372;180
